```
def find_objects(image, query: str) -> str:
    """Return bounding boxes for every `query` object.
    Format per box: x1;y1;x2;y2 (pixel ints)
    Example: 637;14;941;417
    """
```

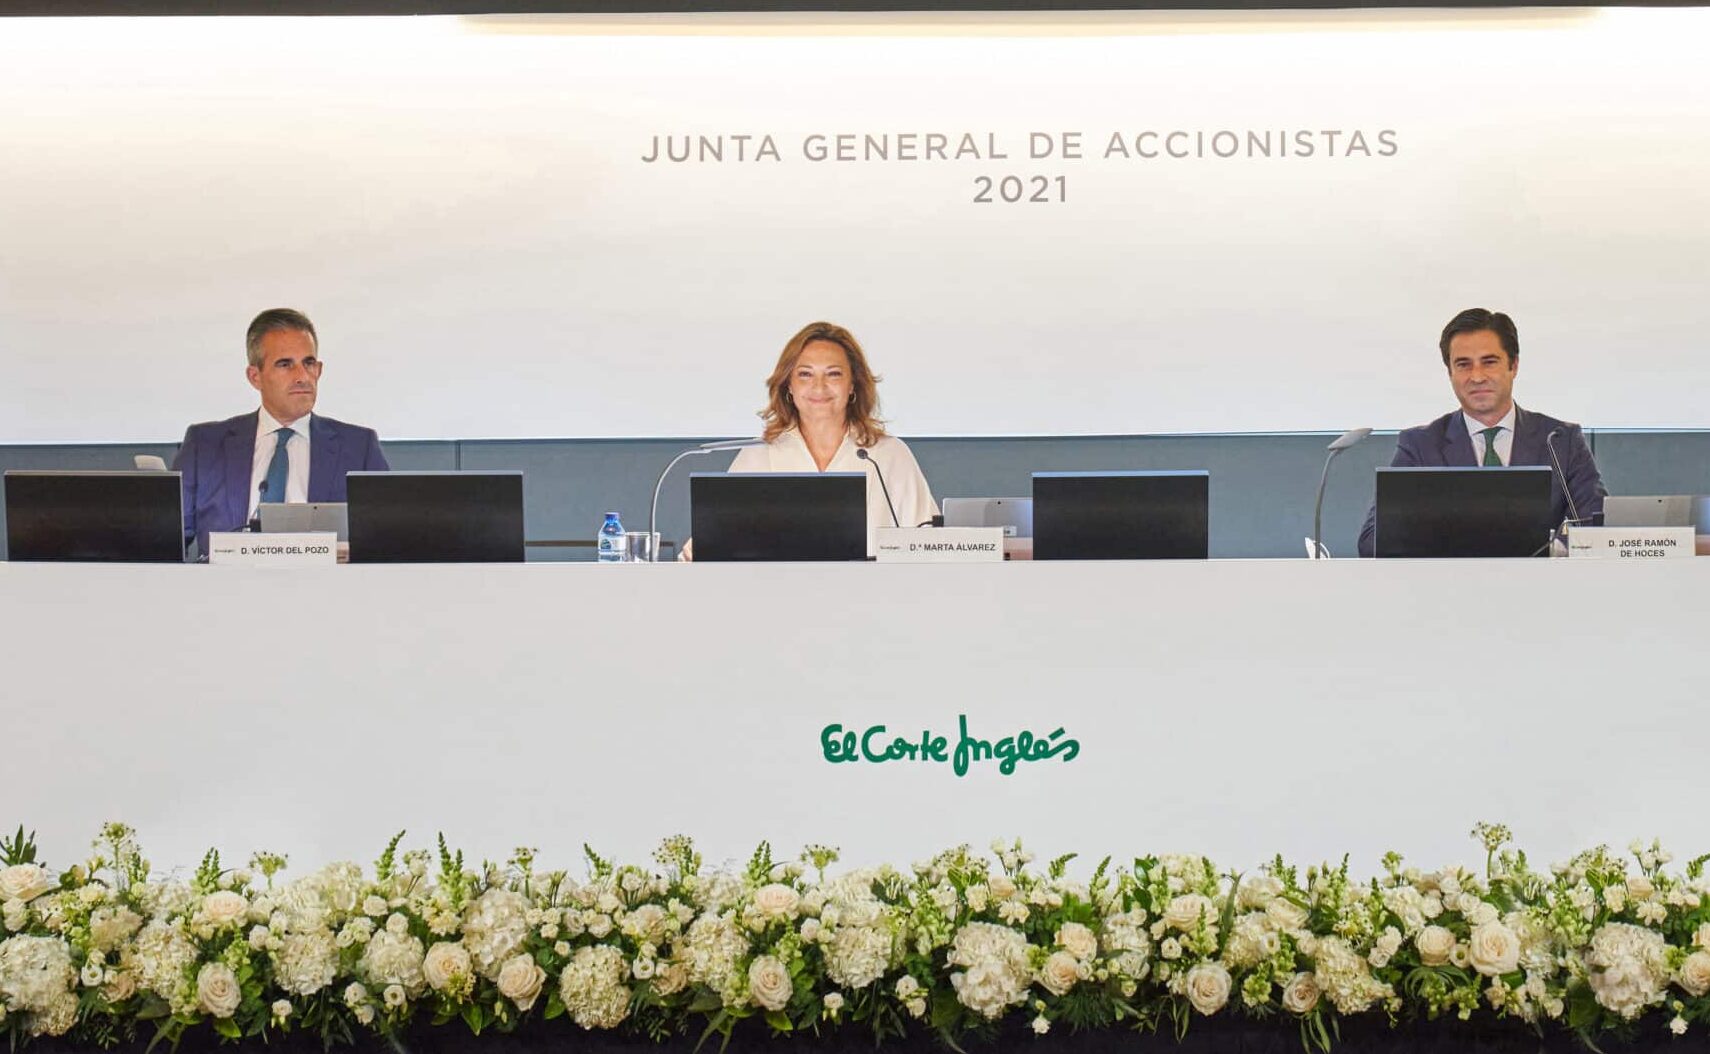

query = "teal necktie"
1480;426;1503;467
262;427;292;505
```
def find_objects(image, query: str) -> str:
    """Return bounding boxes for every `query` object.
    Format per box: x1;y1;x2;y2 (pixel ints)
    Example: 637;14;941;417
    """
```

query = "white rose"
823;991;844;1012
423;942;473;992
1237;874;1283;910
200;891;249;927
799;918;822;943
1265;898;1309;931
1037;951;1082;996
753;884;801;920
989;876;1018;900
1467;921;1520;977
0;865;54;903
1056;922;1098;961
271;999;293;1021
1677;950;1710;998
1415;926;1456;967
362;895;388;917
1626;875;1655;901
1164;894;1216;932
197;963;242;1018
1183;962;1231;1016
1280;971;1321;1014
748;954;793;1012
496;954;547;1011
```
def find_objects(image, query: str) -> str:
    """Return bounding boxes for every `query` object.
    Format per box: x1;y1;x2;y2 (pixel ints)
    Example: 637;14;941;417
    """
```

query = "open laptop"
690;472;866;561
346;471;524;563
4;470;184;562
1601;495;1697;528
941;497;1033;559
1032;470;1209;560
1374;466;1554;558
258;502;349;541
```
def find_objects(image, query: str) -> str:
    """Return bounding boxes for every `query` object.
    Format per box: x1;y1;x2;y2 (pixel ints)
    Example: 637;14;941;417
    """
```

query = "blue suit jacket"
172;411;389;556
1357;406;1606;557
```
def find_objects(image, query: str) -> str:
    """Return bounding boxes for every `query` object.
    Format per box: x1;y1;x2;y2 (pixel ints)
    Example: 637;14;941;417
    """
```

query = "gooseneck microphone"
856;447;900;528
1545;428;1585;527
648;438;769;562
1310;427;1373;560
249;480;269;531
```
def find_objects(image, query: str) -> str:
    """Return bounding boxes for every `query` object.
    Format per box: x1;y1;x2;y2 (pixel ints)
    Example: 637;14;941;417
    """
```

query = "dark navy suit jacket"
171;411;389;556
1357;406;1605;558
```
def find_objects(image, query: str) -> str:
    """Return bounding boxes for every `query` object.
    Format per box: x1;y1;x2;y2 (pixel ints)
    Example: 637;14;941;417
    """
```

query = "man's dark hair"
1439;308;1517;368
245;308;317;368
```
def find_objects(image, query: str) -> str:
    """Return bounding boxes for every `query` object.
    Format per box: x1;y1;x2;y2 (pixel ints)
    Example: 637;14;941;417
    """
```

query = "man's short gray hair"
245;308;318;369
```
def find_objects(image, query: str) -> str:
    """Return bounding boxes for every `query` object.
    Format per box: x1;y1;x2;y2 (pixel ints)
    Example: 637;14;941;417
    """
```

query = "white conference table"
3;557;1704;880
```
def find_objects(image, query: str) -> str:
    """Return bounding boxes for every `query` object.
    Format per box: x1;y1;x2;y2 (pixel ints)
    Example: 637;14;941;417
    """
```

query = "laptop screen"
690;472;866;562
346;471;524;563
1374;466;1554;558
4;470;184;563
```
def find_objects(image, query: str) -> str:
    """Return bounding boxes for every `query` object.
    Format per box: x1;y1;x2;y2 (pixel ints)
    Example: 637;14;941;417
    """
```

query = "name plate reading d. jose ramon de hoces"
875;526;1004;563
1566;526;1695;560
207;532;338;567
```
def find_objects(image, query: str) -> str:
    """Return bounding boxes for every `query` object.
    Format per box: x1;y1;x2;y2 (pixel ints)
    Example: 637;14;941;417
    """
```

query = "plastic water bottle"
597;512;625;563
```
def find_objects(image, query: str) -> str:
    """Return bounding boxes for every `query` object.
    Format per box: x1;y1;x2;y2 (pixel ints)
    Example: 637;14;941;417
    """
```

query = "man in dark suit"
1357;308;1605;557
172;308;389;557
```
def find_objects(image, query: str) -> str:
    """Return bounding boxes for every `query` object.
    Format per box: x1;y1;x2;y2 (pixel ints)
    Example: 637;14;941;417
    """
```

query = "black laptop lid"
346;471;524;563
690;472;866;562
1032;470;1209;560
1375;466;1554;558
4;470;184;563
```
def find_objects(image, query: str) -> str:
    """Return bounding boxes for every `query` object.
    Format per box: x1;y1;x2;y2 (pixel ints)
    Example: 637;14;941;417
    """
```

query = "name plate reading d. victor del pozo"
875;526;1004;563
207;532;338;567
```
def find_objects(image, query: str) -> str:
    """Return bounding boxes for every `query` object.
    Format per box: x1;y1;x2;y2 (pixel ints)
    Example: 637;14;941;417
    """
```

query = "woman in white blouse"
718;321;938;556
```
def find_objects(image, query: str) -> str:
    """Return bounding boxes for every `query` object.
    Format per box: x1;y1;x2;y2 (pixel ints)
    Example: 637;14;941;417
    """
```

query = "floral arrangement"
1;822;1707;1050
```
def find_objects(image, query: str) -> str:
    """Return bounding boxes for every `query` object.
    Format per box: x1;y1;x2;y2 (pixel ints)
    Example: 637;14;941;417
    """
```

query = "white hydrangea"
358;929;426;996
946;922;1031;1019
128;920;198;1009
0;935;76;1019
271;928;338;996
462;888;530;980
1223;912;1280;969
681;912;748;1001
558;945;631;1029
824;922;892;990
88;906;144;952
1584;923;1669;1020
1311;936;1393;1014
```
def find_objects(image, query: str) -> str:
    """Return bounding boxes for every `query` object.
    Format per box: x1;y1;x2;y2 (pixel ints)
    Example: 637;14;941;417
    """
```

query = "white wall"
2;9;1707;442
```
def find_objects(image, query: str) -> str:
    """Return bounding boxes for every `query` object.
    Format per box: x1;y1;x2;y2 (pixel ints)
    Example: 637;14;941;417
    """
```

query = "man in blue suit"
173;308;389;557
1357;308;1605;557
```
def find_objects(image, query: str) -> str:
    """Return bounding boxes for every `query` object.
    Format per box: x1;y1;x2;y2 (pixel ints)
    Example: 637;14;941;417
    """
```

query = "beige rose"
1415;926;1456;966
1237;874;1283;910
1183;962;1231;1016
1057;922;1099;961
0;864;54;903
1280;971;1321;1014
197;963;242;1018
200;891;249;927
1677;950;1710;998
989;875;1018;900
1164;894;1216;932
496;954;547;1011
748;955;792;1012
752;884;801;920
1467;921;1520;977
103;970;138;1003
423;942;473;992
1626;875;1655;901
1037;951;1082;996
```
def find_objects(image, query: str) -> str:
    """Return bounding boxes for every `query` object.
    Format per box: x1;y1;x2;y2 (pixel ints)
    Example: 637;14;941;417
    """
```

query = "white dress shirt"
727;428;939;555
1463;406;1516;466
248;409;311;519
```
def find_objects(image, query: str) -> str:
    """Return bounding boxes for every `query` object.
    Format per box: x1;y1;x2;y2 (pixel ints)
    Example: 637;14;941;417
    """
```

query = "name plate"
875;526;1005;563
207;532;338;567
1566;526;1696;560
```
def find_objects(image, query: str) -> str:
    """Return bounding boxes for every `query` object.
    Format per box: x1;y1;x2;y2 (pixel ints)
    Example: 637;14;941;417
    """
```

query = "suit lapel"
1441;413;1476;467
221;413;259;526
1509;406;1541;465
308;414;339;502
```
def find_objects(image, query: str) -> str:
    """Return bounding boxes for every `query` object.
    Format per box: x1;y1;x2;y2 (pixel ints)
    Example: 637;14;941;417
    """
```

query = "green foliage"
1;825;37;866
746;841;775;885
374;830;406;882
583;843;613;880
190;848;222;895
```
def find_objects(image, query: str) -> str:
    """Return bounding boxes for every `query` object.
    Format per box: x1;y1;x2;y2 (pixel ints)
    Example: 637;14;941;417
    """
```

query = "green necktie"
1480;426;1503;467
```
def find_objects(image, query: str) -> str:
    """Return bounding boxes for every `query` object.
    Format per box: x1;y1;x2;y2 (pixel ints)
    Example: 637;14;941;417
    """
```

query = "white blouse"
727;429;939;556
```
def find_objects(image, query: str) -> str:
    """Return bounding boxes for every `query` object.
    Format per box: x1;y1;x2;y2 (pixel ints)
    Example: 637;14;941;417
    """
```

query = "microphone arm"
1311;427;1373;560
648;438;768;562
856;447;900;528
1545;428;1584;527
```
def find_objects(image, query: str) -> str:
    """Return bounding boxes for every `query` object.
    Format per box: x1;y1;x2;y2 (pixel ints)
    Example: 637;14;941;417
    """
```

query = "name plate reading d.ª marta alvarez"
875;526;1004;563
207;532;338;567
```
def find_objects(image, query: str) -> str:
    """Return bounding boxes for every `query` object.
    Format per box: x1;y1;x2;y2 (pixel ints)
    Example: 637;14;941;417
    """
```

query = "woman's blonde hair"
759;321;887;446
